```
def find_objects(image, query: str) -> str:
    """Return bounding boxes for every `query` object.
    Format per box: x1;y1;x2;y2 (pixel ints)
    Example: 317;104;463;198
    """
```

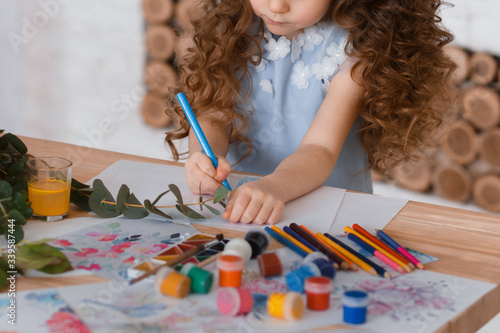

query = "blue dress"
227;22;373;193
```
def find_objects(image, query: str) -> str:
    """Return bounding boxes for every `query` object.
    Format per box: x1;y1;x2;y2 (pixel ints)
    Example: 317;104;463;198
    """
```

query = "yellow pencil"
270;226;313;255
344;226;412;273
316;233;377;277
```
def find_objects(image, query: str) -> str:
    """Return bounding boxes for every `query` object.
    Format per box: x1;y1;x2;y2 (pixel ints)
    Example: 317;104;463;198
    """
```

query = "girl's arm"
184;113;232;194
223;69;365;224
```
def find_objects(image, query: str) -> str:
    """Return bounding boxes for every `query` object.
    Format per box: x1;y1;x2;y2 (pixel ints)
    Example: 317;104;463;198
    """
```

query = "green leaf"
8;209;27;226
89;190;118;218
70;179;92;212
0;153;12;164
11;191;26;209
7;162;25;178
151;189;170;206
176;204;205;219
0;180;12;199
144;199;172;220
213;186;229;203
88;179;118;218
202;202;221;215
15;243;72;274
1;133;28;155
116;184;130;215
168;184;183;205
122;193;148;219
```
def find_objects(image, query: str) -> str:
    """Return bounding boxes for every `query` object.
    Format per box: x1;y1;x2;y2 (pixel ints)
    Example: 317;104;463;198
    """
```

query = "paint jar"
244;229;270;259
302;252;336;279
285;262;321;293
257;248;289;278
342;290;370;324
217;254;245;287
223;238;252;263
217;287;254;316
267;292;304;321
179;262;213;294
304;277;333;311
154;266;191;298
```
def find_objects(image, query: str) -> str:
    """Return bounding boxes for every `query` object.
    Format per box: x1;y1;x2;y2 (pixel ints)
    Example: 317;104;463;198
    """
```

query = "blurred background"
1;1;499;330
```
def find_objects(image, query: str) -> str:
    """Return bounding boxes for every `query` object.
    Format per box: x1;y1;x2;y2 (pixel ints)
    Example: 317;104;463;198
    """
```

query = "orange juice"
28;179;70;216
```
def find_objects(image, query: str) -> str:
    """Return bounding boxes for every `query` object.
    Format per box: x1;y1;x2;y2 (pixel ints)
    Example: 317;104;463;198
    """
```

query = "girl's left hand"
222;179;285;225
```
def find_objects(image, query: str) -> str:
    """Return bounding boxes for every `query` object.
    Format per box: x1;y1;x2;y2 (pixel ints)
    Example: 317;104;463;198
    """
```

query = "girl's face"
249;0;332;40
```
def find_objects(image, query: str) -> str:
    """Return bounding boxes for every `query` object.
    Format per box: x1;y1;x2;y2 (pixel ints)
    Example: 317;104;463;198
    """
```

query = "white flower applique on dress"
265;36;291;61
259;79;273;95
291;61;312;90
299;25;325;51
251;55;268;73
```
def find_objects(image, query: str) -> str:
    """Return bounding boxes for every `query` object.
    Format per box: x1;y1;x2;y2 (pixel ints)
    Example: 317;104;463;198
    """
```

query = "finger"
252;202;275;225
227;192;252;224
239;200;262;224
265;203;285;225
216;156;231;181
186;164;222;194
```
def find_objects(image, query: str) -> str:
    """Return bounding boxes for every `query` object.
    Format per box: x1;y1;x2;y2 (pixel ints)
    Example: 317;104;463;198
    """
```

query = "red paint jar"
304;276;333;311
216;254;245;287
257;248;288;278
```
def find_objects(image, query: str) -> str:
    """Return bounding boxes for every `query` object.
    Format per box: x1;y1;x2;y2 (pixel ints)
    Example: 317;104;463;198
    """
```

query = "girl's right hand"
184;151;231;195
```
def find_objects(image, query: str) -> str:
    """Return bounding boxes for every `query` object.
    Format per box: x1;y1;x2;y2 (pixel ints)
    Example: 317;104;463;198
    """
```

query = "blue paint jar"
302;252;336;279
285;262;321;293
342;290;369;324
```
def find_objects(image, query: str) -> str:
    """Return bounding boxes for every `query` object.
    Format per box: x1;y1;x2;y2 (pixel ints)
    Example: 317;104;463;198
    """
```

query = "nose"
267;0;289;14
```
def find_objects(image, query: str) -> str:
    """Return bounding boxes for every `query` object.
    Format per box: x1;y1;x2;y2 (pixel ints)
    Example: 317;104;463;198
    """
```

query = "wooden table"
16;136;500;332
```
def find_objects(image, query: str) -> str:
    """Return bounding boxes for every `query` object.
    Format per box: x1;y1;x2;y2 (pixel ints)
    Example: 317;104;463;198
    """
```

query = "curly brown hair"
165;0;456;176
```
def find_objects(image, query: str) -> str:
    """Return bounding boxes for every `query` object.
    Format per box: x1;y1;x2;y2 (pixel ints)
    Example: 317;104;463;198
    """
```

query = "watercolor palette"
129;234;230;275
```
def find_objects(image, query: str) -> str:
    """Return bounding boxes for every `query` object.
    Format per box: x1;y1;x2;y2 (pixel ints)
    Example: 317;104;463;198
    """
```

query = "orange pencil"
270;226;313;255
344;226;412;273
352;224;415;269
298;224;356;270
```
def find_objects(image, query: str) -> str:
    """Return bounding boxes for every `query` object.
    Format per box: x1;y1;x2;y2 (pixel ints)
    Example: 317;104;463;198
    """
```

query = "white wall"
1;0;172;160
1;0;500;160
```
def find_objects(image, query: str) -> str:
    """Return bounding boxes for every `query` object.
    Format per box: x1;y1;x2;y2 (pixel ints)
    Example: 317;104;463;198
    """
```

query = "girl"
166;0;456;225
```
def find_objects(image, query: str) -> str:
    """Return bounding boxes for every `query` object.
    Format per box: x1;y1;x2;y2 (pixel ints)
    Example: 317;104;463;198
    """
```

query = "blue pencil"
283;226;317;252
176;92;232;191
264;227;308;258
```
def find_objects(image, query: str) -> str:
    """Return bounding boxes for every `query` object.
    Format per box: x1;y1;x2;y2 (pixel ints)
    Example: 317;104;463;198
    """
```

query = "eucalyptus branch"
71;180;229;220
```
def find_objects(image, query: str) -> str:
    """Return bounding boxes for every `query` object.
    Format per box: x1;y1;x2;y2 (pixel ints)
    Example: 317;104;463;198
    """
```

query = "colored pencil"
176;92;232;191
352;223;414;269
288;223;347;270
319;233;391;279
270;226;313;255
344;226;411;273
264;227;308;257
347;233;405;273
298;224;355;270
377;230;425;270
283;226;317;252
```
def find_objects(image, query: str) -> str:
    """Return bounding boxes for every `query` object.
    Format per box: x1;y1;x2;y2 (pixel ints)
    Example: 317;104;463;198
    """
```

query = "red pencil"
352;223;415;270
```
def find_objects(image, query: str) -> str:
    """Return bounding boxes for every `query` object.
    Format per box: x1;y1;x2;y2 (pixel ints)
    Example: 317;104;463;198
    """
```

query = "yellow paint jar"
154;266;191;298
267;292;304;321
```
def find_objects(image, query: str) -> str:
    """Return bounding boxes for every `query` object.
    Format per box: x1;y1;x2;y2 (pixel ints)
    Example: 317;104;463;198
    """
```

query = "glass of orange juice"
27;157;72;221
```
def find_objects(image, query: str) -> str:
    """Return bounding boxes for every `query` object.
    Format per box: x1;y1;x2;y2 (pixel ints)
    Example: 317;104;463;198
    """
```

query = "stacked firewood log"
386;46;500;213
141;0;202;128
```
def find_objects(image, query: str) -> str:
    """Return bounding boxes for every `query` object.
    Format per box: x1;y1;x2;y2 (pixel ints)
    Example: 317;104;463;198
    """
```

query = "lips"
265;16;285;25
